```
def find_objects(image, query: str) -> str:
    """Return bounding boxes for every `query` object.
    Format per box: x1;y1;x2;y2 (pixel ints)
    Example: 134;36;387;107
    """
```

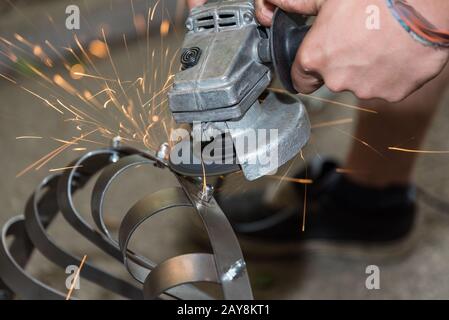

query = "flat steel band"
24;174;142;299
57;149;132;261
89;154;213;300
0;216;69;300
178;179;253;299
57;149;211;300
0;147;252;300
118;187;194;283
56;149;169;277
91;154;156;246
143;253;219;300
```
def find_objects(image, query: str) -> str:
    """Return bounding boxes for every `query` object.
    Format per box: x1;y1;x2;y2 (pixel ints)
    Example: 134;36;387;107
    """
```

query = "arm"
187;0;207;9
255;0;449;102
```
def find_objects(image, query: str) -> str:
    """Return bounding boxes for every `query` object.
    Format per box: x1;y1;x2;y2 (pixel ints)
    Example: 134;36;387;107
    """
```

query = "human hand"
255;0;449;102
187;0;207;9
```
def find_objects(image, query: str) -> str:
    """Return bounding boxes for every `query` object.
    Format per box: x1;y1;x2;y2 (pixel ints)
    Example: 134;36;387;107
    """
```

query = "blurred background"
1;0;449;299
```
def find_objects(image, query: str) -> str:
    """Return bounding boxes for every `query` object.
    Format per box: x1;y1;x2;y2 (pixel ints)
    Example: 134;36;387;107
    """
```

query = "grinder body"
168;0;311;180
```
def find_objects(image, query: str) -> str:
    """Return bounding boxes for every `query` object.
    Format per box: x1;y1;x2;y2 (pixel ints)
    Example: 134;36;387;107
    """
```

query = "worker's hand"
256;0;449;102
187;0;207;9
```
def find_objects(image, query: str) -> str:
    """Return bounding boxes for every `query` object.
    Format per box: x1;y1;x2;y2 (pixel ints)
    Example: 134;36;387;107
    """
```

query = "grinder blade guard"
168;0;311;180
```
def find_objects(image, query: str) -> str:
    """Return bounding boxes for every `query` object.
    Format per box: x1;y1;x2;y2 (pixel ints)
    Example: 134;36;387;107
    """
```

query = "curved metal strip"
0;147;250;300
57;150;211;300
143;253;219;300
24;174;142;299
177;178;253;299
91;154;155;244
0;216;68;300
56;149;161;272
118;187;193;283
57;149;130;260
90;155;212;300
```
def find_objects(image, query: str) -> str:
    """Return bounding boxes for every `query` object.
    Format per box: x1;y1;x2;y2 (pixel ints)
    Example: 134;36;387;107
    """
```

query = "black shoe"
216;158;418;258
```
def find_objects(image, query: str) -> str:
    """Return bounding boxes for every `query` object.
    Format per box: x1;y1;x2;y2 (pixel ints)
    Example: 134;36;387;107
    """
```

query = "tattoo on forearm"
386;0;449;48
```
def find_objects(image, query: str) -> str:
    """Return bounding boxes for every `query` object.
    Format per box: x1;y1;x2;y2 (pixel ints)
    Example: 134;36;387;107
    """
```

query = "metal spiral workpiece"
0;147;253;300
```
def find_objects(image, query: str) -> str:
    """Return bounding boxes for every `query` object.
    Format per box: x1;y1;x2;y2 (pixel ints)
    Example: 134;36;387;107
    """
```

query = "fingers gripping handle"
270;9;311;93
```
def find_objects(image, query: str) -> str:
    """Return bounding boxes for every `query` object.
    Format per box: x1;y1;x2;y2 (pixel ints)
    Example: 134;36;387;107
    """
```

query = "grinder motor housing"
168;0;311;180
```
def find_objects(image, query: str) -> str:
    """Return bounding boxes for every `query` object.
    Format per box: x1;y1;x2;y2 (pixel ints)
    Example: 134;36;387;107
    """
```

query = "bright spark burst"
2;1;180;177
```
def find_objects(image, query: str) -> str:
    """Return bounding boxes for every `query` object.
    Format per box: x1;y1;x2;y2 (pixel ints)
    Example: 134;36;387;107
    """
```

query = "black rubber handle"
270;9;311;93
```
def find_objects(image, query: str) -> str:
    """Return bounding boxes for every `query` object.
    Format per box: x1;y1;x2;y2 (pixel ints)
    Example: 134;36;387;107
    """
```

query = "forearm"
386;0;449;48
407;0;449;29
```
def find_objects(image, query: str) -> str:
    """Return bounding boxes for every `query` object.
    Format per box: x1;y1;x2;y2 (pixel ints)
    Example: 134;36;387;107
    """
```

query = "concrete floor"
1;1;449;300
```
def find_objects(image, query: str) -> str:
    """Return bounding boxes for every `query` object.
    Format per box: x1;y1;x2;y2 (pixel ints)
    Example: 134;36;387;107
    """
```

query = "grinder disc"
270;9;310;93
169;133;241;177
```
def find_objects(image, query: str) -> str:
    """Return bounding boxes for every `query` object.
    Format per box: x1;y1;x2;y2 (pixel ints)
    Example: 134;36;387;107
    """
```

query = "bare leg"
345;65;449;188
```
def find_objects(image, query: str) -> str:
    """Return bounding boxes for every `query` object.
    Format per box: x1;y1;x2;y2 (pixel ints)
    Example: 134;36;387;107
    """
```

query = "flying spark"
49;165;84;172
267;176;313;184
312;118;353;129
65;255;88;300
2;1;180;176
388;147;449;154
